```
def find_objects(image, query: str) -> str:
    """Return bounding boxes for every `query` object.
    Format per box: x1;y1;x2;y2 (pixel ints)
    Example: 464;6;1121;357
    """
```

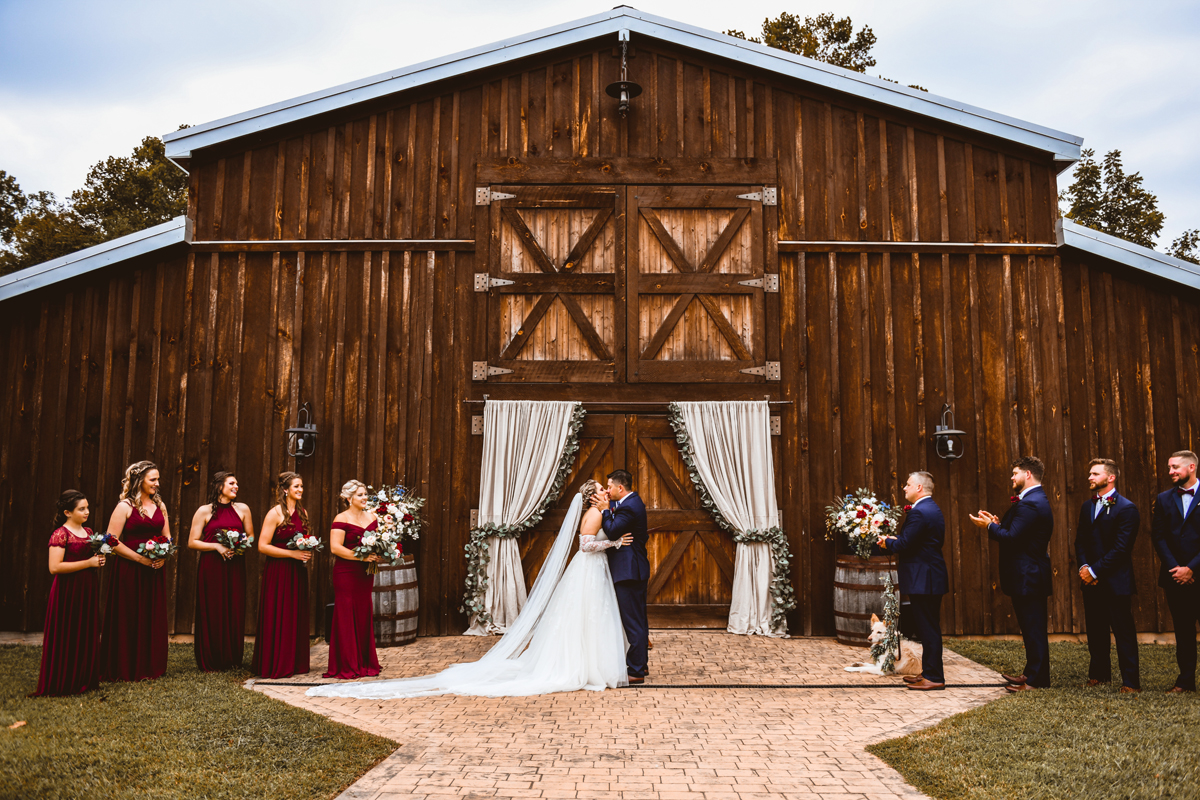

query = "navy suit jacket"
1074;493;1140;595
602;492;650;583
885;498;949;596
1150;487;1200;590
988;485;1054;597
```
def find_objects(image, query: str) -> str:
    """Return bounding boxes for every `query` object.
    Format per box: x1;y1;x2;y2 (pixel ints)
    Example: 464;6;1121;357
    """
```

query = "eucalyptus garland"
869;572;902;673
667;403;796;633
460;404;587;627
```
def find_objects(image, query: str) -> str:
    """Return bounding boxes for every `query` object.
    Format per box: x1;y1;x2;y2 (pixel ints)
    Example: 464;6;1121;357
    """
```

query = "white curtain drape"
465;400;581;636
674;400;787;637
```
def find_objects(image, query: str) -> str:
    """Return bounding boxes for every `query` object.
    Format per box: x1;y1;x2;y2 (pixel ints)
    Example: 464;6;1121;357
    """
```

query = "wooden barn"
3;8;1200;641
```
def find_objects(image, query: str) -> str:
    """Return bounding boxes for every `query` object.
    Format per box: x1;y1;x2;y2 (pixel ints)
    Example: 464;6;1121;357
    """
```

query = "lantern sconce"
932;403;966;460
605;29;642;118
286;402;318;459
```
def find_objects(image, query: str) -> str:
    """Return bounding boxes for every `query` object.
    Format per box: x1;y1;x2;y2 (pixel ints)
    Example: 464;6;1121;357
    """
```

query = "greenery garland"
460;404;587;628
869;572;902;673
667;403;796;633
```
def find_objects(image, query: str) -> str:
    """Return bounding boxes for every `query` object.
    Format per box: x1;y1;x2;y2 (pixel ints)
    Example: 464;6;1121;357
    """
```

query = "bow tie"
1092;495;1101;501
1180;487;1196;496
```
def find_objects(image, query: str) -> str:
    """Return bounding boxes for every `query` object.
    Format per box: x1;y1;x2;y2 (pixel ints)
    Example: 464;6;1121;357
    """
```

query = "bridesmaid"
251;472;312;678
324;480;382;680
98;461;172;682
34;491;112;696
188;471;254;671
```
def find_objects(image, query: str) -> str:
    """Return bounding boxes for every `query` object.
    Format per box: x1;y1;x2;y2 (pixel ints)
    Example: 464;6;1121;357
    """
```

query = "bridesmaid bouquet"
214;528;254;555
369;484;425;545
88;531;119;556
825;489;901;560
352;529;402;575
286;533;324;552
135;536;177;561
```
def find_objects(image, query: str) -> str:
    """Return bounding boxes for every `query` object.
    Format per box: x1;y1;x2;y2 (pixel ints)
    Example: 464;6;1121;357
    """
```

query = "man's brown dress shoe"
1166;686;1192;694
1119;686;1139;694
1004;682;1036;693
1084;678;1104;687
902;675;923;684
626;675;644;685
1001;673;1027;685
906;678;945;691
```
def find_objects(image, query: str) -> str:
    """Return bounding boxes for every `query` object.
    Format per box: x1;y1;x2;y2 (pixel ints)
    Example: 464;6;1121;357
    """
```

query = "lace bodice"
579;534;619;553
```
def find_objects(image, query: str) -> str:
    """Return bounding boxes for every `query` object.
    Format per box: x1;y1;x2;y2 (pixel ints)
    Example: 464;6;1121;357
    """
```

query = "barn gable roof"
0;216;191;303
161;7;1083;168
1057;219;1200;292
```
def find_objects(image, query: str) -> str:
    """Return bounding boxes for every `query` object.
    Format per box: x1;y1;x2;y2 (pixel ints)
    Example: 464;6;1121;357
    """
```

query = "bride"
306;480;631;699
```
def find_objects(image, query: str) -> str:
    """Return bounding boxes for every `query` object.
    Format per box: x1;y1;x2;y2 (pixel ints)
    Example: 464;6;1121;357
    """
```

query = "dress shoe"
906;678;945;691
626;675;645;685
1166;686;1193;694
647;640;654;650
1001;673;1027;685
1004;683;1036;693
902;675;923;684
1084;678;1104;687
1119;686;1140;694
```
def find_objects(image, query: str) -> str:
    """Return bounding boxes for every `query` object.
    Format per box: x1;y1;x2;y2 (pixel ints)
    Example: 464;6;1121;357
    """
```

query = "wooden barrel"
833;555;897;647
373;555;418;647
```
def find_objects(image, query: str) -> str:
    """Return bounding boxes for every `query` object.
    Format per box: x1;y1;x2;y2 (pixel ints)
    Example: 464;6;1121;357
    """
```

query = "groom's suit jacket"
988;486;1054;597
885;498;948;596
1074;492;1139;595
603;491;650;583
1150;486;1200;590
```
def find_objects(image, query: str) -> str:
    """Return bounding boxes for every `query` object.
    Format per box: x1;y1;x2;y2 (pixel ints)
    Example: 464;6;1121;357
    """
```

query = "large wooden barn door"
483;186;624;382
628;186;767;383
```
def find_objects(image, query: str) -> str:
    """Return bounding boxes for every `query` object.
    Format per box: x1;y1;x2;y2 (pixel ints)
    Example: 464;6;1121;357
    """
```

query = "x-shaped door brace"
639;207;753;361
499;206;614;361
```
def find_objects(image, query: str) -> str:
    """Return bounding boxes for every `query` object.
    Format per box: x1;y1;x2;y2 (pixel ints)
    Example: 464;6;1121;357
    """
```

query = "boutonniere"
1010;496;1020;504
903;504;913;512
1102;496;1118;515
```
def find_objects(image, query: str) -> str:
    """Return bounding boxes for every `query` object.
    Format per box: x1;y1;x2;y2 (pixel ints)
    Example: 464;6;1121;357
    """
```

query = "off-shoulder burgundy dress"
323;520;381;679
251;509;310;678
99;504;169;682
194;503;247;671
34;527;101;696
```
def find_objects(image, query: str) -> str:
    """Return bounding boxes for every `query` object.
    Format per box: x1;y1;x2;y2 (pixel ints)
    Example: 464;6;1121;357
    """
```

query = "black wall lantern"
932;403;966;460
286;402;318;459
605;29;642;118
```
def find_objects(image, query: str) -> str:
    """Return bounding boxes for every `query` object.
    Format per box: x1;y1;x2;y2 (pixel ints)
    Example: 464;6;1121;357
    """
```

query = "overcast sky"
2;0;1198;246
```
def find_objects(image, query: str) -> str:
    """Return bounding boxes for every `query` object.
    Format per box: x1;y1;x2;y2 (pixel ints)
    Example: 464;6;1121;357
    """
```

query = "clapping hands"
968;510;999;529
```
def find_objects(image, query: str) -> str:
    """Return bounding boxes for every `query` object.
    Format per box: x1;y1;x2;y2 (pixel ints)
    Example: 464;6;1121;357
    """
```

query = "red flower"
1010;496;1020;504
403;514;414;522
904;504;913;512
376;504;388;516
856;509;867;519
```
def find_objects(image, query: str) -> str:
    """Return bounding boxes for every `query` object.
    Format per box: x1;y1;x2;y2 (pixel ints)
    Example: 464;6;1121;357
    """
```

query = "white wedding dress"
306;494;628;699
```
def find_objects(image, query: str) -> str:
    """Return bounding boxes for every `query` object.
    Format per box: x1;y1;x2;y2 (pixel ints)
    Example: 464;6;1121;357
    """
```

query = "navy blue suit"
603;492;650;678
885;497;948;683
1074;492;1141;688
988;485;1054;687
1151;486;1200;690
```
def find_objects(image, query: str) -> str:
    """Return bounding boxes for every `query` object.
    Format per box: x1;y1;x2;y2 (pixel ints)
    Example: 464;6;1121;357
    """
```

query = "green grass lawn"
0;643;395;800
868;640;1199;800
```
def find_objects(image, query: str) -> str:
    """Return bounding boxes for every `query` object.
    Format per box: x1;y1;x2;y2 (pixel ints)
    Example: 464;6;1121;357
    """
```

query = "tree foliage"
0;133;187;277
1059;148;1165;249
1168;229;1199;265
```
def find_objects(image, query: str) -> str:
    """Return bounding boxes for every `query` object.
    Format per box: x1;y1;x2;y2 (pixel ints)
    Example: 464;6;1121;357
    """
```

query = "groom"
599;469;650;683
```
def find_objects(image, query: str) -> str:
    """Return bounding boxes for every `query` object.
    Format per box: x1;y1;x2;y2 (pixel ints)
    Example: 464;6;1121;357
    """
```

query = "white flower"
362;534;377;546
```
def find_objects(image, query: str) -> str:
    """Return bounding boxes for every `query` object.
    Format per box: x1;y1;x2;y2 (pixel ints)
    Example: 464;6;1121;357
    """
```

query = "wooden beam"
478;156;777;185
189;239;475;252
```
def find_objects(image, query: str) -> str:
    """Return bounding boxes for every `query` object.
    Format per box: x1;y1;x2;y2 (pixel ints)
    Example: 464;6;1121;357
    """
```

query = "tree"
1169;229;1200;265
1059;148;1165;249
0;132;187;277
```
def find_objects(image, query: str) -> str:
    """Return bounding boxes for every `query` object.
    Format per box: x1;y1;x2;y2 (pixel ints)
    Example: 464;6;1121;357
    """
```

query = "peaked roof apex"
163;7;1082;166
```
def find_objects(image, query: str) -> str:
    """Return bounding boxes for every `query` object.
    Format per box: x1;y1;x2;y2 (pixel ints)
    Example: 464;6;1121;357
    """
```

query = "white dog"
844;614;923;676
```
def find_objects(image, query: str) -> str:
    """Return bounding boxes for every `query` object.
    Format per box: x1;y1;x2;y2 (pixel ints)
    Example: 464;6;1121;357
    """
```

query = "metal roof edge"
1057;218;1200;292
163;8;1082;163
0;216;192;303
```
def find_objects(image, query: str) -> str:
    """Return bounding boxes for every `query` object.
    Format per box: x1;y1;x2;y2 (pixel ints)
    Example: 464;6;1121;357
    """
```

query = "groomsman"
1075;458;1141;692
1151;450;1200;693
970;456;1054;692
878;471;948;691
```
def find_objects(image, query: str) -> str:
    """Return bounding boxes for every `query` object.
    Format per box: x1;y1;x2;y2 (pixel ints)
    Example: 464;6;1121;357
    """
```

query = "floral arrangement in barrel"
360;484;426;574
825;488;902;559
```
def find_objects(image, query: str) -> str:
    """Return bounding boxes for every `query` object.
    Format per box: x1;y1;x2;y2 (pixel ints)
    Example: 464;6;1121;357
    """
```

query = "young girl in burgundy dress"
251;472;313;678
188;471;254;671
324;480;382;679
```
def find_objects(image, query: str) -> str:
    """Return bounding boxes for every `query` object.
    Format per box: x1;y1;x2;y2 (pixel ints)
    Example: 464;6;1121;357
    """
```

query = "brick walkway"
251;632;1006;800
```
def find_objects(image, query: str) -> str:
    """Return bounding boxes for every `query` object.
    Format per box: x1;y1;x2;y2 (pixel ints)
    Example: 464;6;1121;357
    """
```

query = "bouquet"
135;535;177;561
88;531;119;556
351;526;402;575
285;532;324;552
214;528;254;556
368;484;425;546
825;488;901;559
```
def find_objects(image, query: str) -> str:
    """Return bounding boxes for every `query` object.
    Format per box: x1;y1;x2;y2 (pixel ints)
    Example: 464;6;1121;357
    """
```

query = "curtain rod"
462;399;793;405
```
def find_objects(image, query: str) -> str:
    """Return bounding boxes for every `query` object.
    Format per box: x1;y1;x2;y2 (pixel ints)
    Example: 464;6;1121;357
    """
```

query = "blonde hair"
580;479;600;507
121;460;165;513
339;479;368;511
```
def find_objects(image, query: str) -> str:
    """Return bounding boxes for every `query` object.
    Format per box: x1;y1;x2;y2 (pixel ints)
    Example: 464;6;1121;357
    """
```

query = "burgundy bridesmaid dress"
251;509;311;678
194;503;248;671
34;527;101;696
99;504;169;682
323;520;381;679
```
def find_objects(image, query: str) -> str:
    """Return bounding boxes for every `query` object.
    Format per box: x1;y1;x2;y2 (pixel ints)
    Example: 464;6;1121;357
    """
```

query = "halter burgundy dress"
194;503;248;671
323;520;381;679
99;503;169;682
251;508;311;678
34;527;102;696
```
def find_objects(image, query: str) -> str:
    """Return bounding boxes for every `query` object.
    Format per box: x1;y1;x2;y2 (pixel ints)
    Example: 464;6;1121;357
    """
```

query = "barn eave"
1057;218;1200;292
161;7;1083;168
0;216;192;303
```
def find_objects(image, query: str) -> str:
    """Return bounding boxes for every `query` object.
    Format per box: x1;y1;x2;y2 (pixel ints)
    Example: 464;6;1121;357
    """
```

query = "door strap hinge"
770;415;782;436
736;274;780;292
472;362;514;380
476;188;516;205
739;362;781;380
471;415;485;435
474;273;516;292
737;278;763;288
736;187;777;206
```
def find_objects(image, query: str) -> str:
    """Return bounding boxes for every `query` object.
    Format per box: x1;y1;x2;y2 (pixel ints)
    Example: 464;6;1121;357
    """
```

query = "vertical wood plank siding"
2;41;1196;637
